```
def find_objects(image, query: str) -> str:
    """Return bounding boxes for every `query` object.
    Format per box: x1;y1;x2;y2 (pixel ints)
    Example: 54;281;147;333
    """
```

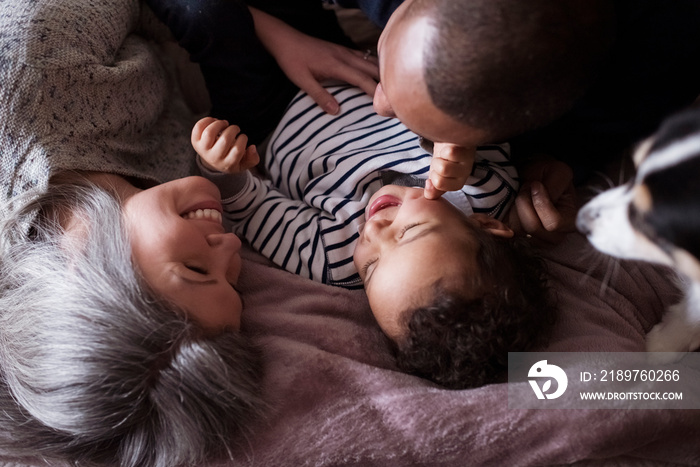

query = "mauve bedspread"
205;232;698;466
2;231;698;466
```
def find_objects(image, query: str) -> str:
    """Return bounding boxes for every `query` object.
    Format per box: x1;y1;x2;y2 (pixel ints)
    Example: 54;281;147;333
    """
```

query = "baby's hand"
424;142;476;199
191;117;260;174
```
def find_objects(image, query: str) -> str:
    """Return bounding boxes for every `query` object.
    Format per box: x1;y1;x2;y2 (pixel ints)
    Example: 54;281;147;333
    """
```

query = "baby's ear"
469;213;514;238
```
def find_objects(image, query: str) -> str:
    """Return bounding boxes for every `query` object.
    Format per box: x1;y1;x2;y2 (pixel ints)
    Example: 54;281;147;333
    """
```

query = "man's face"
373;1;486;150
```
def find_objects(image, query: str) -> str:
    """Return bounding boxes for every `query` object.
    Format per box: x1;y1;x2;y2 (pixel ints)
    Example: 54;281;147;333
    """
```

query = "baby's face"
354;186;509;340
122;176;243;332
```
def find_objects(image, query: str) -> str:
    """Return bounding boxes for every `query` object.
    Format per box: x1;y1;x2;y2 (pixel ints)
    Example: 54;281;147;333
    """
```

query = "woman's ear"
469;213;514;238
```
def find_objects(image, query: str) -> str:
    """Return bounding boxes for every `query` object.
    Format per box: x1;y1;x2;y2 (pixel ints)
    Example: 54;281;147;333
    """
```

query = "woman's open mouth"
181;200;223;224
182;208;223;224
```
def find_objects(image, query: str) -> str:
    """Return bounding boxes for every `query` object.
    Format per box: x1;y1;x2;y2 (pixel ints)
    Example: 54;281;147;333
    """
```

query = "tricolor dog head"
577;107;700;283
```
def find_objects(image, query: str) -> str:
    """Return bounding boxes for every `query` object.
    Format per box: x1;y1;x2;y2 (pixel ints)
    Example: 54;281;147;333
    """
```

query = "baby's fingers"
215;124;243;153
427;155;470;196
424;178;445;200
199;119;231;150
241;145;261;171
430;156;468;179
429;171;465;194
191;117;217;144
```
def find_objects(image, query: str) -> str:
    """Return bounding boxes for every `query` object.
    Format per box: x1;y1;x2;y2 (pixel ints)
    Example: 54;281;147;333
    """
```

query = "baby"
189;84;555;389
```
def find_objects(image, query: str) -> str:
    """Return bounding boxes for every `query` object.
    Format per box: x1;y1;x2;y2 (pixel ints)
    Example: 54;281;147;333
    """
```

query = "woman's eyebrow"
181;277;218;286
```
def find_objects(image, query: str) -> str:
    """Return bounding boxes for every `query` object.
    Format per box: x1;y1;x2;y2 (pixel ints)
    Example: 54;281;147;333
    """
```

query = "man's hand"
191;117;260;174
508;158;578;243
424;142;476;199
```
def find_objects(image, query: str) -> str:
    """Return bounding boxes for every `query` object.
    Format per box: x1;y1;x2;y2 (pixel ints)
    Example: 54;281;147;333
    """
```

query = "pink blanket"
215;233;699;466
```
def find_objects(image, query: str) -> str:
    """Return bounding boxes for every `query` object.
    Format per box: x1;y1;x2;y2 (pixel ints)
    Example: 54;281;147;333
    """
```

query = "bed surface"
5;231;696;467
220;232;699;466
1;2;698;466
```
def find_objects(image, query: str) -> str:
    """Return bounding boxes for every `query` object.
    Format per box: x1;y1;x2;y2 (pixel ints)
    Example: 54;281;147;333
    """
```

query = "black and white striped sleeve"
220;171;330;283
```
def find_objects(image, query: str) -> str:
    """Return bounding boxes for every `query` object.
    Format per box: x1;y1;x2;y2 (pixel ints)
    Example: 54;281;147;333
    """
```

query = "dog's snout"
576;206;598;236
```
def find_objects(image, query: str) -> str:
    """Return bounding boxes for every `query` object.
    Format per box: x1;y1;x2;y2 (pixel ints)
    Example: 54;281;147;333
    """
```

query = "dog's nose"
576;207;597;236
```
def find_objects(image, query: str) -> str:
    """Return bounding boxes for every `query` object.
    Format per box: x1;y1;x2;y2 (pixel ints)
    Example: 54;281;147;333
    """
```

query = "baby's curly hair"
393;234;555;390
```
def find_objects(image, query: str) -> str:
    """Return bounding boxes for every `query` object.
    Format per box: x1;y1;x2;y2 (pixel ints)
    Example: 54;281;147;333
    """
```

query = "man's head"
374;0;614;146
353;185;513;339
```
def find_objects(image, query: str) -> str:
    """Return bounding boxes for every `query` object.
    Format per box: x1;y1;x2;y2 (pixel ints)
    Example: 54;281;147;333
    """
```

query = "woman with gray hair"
0;0;376;464
0;176;265;465
0;0;269;464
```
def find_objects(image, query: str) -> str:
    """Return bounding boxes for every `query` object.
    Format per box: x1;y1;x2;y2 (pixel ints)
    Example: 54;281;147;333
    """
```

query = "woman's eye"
185;265;208;275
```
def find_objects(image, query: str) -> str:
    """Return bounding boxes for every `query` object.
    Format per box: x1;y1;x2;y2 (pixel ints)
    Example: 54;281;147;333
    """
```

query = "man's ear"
469;213;514;238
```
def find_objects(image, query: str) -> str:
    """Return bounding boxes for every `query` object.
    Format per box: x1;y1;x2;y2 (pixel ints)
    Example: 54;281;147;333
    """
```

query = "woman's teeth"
182;208;222;223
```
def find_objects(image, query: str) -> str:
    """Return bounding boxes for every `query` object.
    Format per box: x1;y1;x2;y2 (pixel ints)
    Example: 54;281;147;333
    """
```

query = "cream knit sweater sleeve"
0;0;197;219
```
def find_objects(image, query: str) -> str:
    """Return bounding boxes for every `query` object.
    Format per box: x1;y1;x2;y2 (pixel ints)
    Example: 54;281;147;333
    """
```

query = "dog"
577;106;700;357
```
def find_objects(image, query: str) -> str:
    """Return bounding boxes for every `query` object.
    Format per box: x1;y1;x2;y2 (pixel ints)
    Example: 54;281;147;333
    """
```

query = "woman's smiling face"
122;176;243;332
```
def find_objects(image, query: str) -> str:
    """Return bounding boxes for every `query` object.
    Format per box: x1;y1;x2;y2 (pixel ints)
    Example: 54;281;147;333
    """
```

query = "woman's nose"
206;232;242;283
206;232;242;254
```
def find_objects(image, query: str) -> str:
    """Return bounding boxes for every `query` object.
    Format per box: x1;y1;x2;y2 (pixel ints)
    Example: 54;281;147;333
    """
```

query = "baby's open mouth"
367;195;401;220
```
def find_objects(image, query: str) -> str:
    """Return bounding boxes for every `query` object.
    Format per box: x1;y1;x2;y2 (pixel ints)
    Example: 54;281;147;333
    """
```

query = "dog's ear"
643;154;700;263
647;107;700;156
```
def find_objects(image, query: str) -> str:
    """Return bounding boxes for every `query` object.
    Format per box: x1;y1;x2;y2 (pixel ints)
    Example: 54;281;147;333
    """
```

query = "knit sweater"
0;0;196;220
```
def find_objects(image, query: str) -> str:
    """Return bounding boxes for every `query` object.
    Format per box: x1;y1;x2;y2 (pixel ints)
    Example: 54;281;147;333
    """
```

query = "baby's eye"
399;222;421;238
361;257;378;277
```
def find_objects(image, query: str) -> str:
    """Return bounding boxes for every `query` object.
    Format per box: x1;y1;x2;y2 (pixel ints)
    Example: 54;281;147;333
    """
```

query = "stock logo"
528;360;568;400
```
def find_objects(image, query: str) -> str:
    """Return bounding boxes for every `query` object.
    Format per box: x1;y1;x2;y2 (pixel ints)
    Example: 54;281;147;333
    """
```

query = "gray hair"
0;180;265;466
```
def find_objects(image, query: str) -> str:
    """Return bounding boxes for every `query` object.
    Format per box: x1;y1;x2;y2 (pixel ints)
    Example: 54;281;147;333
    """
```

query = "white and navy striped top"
206;85;518;289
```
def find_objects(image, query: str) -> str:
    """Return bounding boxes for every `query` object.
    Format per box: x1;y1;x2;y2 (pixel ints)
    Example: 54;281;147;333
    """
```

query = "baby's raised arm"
191;117;260;174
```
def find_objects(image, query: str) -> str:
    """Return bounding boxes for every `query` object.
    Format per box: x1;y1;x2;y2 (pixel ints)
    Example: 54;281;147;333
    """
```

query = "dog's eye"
628;197;672;255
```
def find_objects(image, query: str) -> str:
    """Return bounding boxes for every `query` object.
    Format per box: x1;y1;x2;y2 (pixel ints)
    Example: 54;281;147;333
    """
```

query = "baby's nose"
359;217;392;243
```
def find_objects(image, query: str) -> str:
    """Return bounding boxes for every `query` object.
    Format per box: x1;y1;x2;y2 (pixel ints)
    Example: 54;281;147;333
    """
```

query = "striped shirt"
207;85;519;289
